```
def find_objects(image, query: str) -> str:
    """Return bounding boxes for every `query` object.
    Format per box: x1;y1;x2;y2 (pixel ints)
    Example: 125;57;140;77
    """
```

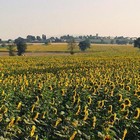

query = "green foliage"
134;38;140;48
15;38;27;56
7;44;15;56
0;55;140;139
67;38;77;55
78;39;91;51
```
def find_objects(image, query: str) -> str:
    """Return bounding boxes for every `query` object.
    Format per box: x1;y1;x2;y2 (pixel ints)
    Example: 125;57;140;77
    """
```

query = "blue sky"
0;0;140;39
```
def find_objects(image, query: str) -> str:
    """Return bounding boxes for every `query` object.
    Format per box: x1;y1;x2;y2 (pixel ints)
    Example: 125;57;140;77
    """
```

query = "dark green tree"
78;39;91;51
15;37;27;56
134;38;140;48
67;38;77;55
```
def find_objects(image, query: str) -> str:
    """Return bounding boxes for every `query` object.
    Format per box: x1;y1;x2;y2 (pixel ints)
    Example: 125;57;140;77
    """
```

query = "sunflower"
123;110;129;119
30;125;36;137
98;100;104;109
76;105;81;115
72;92;77;104
110;83;115;90
7;117;15;128
35;96;39;103
87;96;92;105
104;135;111;140
17;102;22;110
110;90;114;97
0;114;3;122
3;107;8;114
118;94;122;102
134;108;140;119
54;118;62;127
104;87;109;94
15;116;21;124
120;103;126;111
109;113;117;124
119;83;124;89
77;94;81;104
92;116;96;128
84;105;88;113
124;98;131;107
2;90;5;96
70;131;77;140
108;105;112;114
42;112;46;119
72;120;78;127
133;90;138;96
31;104;35;113
122;129;127;140
125;85;131;91
83;110;88;121
33;112;39;121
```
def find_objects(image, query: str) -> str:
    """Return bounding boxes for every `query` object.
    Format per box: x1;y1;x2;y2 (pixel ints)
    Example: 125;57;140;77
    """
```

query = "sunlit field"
0;45;140;139
0;43;137;53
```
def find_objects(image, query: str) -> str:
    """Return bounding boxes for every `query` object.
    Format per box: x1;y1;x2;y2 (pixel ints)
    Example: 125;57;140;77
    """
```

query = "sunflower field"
0;53;140;140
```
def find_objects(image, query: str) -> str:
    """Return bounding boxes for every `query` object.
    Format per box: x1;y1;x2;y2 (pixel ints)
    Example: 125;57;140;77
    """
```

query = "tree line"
0;36;140;56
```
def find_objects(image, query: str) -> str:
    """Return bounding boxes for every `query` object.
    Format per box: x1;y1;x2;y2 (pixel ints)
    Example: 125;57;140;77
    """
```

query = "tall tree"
7;44;15;56
67;38;77;55
134;38;140;48
15;37;27;56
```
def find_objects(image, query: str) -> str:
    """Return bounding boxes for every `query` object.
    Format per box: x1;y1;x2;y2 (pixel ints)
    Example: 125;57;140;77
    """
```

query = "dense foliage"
67;38;77;54
15;38;27;56
0;54;140;140
134;38;140;48
79;39;91;51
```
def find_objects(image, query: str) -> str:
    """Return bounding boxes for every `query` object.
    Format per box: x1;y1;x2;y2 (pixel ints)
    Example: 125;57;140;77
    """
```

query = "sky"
0;0;140;40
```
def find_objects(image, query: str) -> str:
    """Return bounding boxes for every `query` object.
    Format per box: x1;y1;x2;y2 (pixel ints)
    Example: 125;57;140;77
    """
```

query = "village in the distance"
0;34;137;46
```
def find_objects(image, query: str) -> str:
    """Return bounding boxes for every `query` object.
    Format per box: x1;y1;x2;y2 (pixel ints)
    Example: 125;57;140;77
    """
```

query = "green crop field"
0;45;140;140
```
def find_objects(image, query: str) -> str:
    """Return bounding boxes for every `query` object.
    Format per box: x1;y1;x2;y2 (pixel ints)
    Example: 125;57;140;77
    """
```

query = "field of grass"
0;46;140;139
0;43;138;53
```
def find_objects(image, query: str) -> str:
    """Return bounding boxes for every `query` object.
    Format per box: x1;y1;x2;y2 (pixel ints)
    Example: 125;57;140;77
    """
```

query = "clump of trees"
78;39;91;51
134;38;140;48
14;37;27;56
67;38;77;55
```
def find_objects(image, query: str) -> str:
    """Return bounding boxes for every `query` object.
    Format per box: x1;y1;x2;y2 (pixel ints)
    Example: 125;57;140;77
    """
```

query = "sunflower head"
108;105;112;114
134;108;140;119
118;94;122;102
109;113;116;124
104;135;111;140
123;110;129;119
125;85;131;91
120;103;126;111
122;129;127;140
124;98;131;107
98;100;104;109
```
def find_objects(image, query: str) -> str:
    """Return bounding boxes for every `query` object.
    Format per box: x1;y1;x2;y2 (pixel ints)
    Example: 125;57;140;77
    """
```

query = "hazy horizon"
0;0;140;40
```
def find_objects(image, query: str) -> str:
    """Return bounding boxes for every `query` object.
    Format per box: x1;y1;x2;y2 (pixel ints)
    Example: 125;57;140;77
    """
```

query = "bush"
79;39;91;51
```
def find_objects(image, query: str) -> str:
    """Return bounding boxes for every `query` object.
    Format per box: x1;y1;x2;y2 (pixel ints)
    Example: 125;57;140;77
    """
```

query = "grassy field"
0;43;139;56
0;45;140;139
